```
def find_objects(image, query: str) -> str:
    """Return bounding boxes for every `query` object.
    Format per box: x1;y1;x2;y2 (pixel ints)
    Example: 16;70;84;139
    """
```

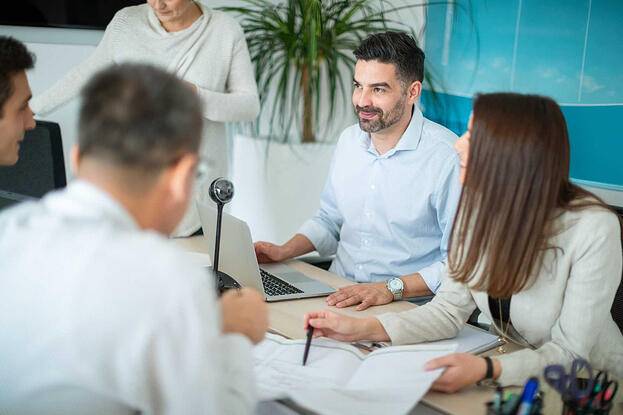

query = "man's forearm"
282;233;316;259
400;273;433;298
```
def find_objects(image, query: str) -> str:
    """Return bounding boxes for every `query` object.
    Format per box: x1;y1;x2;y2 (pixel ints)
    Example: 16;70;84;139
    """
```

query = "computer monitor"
0;1;144;30
0;120;66;211
0;190;35;210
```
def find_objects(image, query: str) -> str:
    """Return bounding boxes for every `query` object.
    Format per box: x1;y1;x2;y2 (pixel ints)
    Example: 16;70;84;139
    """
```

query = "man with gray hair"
0;63;267;414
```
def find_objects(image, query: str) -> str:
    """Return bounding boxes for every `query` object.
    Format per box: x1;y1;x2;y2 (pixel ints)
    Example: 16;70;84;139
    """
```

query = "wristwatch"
386;277;404;301
476;356;499;387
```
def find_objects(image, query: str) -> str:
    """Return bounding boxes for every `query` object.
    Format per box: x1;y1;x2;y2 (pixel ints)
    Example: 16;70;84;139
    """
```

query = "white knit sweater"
377;206;623;386
30;2;260;236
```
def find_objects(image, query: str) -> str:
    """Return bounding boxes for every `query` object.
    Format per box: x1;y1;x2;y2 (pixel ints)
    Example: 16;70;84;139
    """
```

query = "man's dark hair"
0;36;35;116
78;63;203;175
353;31;424;85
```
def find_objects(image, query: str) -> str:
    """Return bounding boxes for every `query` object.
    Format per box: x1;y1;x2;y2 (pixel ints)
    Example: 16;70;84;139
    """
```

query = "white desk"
174;236;623;415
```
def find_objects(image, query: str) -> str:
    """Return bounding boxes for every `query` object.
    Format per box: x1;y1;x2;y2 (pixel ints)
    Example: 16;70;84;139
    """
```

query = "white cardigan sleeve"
195;22;260;123
29;12;121;115
376;271;478;344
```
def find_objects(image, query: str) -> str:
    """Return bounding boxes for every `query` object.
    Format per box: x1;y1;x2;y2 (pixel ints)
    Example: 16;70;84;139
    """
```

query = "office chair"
0;120;66;209
611;206;623;334
613;272;623;335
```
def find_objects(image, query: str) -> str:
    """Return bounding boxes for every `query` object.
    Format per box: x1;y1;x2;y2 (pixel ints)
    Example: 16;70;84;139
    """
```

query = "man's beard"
356;94;407;133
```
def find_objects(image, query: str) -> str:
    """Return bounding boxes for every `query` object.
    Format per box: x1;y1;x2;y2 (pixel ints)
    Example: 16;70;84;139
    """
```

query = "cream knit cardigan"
31;2;260;236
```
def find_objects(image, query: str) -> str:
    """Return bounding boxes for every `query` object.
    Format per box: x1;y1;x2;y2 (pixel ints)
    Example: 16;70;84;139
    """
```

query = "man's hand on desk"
304;310;390;342
326;283;393;311
327;274;433;311
254;234;315;263
220;288;268;344
253;241;289;263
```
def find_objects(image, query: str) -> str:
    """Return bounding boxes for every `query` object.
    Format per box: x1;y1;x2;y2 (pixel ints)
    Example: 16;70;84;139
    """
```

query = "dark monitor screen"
0;190;35;210
0;0;145;30
0;121;66;212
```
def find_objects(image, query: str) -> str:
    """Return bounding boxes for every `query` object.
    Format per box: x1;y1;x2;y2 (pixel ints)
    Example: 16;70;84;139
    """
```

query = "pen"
302;326;313;366
516;377;539;415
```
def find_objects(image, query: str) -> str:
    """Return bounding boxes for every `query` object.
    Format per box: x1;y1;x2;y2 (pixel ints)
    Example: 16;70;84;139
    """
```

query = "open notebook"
254;326;504;414
254;333;457;415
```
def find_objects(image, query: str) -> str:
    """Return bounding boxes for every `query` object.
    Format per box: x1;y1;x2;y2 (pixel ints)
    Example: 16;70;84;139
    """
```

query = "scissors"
544;358;594;401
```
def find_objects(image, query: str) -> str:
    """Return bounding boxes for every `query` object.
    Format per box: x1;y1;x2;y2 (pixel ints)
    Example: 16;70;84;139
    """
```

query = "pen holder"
561;399;612;415
560;376;614;415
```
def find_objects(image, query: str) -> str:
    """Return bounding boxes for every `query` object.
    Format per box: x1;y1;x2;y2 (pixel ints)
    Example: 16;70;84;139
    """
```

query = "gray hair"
78;63;203;172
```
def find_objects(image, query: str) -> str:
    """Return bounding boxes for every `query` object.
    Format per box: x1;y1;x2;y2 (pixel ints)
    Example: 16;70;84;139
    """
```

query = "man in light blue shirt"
254;32;461;310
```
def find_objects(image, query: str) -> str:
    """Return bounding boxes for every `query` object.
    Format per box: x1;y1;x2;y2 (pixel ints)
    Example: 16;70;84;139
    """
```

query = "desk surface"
174;236;622;415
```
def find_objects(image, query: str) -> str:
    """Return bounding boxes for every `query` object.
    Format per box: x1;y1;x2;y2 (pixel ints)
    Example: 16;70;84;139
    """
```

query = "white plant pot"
230;134;335;244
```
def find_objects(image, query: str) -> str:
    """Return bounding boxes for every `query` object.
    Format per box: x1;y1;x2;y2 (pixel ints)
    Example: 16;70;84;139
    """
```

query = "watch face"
389;279;402;291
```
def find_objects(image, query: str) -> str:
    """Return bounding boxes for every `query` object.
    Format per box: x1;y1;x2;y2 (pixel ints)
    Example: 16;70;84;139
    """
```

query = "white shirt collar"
43;180;139;231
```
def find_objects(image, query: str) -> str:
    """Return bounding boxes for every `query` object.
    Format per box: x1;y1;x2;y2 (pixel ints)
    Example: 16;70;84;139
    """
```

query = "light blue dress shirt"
298;106;461;292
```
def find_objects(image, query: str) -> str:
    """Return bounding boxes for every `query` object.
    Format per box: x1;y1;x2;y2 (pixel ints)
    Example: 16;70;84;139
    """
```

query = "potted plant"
221;0;431;143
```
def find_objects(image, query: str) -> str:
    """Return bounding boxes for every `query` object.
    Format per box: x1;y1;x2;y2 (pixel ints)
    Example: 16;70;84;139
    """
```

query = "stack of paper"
253;333;456;415
353;323;504;354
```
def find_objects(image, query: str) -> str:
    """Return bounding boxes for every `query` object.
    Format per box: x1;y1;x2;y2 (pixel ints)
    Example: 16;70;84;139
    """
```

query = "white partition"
229;135;335;245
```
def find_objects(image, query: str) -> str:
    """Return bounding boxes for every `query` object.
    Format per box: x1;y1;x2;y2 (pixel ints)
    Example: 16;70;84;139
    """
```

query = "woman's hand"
425;353;498;393
303;310;390;342
326;283;394;311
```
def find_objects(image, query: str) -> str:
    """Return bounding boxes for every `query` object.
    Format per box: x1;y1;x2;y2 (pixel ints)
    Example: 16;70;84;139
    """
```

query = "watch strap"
482;356;494;380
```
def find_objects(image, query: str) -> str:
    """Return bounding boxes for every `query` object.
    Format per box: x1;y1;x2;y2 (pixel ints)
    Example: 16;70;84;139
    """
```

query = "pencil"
302;326;313;366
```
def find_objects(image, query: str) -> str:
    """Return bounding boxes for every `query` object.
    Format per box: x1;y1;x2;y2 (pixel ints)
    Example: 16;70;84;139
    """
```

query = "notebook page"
254;333;365;400
347;344;457;389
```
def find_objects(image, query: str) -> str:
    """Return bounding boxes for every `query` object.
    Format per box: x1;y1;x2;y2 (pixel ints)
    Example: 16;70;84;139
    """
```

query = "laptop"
198;203;336;302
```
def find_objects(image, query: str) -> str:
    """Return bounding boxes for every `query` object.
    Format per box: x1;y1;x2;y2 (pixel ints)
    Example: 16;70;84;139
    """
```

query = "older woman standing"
30;0;259;236
304;93;623;390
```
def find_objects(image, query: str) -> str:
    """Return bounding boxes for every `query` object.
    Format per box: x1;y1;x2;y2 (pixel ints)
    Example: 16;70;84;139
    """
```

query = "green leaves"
220;0;428;143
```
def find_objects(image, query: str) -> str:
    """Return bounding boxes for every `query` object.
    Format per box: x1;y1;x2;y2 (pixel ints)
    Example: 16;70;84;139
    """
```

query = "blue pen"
516;377;539;415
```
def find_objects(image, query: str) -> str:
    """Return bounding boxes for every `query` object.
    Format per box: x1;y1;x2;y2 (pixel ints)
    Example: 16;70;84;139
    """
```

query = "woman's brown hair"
448;93;612;297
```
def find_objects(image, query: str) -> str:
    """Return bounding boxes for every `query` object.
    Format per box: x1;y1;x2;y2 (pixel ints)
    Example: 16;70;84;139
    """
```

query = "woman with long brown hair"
304;93;623;391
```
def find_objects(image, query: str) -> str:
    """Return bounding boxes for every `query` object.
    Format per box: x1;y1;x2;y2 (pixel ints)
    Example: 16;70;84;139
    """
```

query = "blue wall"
422;0;623;189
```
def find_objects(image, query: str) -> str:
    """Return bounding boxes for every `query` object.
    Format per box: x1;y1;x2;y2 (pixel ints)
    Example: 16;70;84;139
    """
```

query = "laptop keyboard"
260;269;304;296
